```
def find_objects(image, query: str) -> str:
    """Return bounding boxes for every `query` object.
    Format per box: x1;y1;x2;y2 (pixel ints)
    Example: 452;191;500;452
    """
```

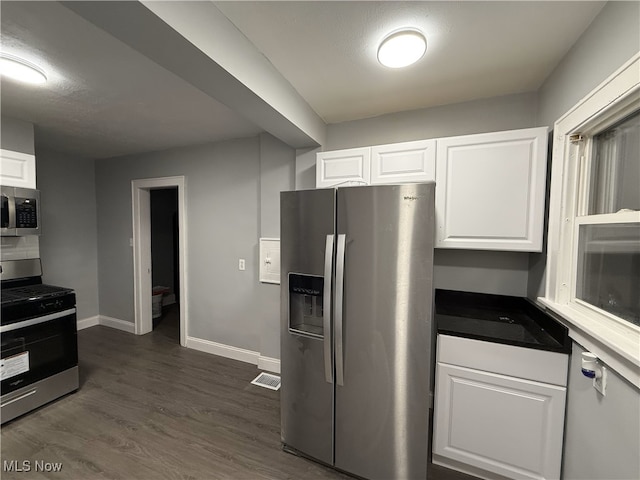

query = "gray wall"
1;116;35;155
533;3;640;479
563;342;640;480
529;0;640;301
311;92;539;296
537;1;640;129
36;150;99;321
95;134;294;357
258;133;295;359
325;92;538;151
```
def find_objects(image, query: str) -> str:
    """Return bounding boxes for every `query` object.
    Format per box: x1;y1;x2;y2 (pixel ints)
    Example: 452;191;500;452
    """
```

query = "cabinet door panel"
371;139;435;184
316;147;370;188
0;149;36;189
433;362;566;480
435;127;547;251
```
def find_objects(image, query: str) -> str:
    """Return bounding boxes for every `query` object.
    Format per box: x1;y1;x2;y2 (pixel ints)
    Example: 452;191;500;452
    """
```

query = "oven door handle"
0;308;76;333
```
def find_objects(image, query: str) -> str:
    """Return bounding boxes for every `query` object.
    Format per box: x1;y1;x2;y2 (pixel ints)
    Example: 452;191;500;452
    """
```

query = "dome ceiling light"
377;29;427;69
0;53;47;85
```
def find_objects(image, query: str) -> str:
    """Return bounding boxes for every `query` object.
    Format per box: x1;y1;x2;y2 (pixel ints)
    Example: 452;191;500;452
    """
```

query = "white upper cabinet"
435;127;548;252
0;149;36;189
316;147;370;188
370;139;436;185
316;139;436;189
315;127;549;252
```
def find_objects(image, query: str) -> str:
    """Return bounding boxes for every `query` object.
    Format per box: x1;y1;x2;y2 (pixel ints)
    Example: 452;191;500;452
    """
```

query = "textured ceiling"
0;1;262;159
216;1;606;123
0;1;606;159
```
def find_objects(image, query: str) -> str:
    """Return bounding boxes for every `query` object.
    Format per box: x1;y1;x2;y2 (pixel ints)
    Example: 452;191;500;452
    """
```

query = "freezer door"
280;188;335;466
334;183;435;480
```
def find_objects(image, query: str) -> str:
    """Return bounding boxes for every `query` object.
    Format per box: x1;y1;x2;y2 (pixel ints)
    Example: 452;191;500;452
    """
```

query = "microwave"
1;186;40;236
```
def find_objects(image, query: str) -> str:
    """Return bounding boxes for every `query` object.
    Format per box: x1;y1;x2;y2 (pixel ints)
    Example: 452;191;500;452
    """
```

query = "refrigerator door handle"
323;234;334;384
335;234;346;386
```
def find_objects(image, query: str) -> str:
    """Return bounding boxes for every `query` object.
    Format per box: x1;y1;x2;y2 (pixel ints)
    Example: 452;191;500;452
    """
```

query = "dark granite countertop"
435;289;570;354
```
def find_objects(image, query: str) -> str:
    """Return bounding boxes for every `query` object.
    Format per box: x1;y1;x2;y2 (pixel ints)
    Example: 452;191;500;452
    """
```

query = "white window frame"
540;53;640;388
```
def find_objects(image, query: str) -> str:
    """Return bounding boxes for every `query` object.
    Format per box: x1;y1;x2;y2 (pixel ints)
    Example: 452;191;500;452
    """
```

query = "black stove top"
1;282;76;326
1;284;74;306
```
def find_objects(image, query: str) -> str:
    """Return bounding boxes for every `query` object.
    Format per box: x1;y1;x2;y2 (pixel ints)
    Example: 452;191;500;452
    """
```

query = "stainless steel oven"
1;259;78;424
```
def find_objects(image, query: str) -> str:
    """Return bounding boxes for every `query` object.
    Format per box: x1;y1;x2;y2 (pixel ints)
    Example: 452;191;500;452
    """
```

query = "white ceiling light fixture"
0;53;47;85
377;29;427;69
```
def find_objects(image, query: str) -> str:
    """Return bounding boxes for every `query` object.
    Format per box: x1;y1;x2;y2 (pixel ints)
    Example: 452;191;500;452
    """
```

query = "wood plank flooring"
1;306;475;480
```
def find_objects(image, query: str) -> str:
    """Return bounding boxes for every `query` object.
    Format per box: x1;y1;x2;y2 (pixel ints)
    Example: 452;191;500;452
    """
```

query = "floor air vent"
251;372;281;391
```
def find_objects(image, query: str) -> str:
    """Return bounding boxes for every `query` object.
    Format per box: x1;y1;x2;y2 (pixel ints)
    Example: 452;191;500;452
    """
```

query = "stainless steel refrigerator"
280;183;436;480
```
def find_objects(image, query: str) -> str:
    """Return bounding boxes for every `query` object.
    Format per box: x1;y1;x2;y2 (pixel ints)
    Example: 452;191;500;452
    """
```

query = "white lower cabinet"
433;335;567;480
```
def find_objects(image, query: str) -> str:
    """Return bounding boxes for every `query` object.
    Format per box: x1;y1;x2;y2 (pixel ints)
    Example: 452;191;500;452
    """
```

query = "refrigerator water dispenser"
288;273;324;338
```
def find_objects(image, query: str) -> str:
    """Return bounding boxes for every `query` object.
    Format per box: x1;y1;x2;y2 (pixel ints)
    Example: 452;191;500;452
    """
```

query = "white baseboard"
186;336;259;365
77;315;100;331
258;355;281;374
99;315;136;333
84;322;279;372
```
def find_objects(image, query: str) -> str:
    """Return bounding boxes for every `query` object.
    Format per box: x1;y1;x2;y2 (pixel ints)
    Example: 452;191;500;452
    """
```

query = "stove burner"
1;284;74;306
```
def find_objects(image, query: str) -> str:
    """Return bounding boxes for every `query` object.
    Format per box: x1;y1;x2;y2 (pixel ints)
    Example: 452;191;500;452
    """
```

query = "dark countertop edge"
435;289;571;355
437;328;570;354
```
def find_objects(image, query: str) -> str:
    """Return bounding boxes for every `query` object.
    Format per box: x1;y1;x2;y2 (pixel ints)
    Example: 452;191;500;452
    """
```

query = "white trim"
185;336;259;365
538;298;640;390
257;355;281;374
99;315;136;334
77;315;100;330
132;183;152;335
543;52;640;387
132;176;188;347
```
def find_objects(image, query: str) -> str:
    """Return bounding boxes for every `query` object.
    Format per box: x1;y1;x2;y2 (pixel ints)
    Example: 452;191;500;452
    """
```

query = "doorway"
150;187;179;340
132;177;187;346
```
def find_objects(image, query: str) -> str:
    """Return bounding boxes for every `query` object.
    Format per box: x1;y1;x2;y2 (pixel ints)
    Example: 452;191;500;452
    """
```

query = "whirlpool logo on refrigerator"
403;195;423;201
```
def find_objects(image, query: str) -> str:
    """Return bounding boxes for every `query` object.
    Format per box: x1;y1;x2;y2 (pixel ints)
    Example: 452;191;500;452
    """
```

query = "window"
589;111;640;215
542;53;640;388
576;223;640;326
574;110;640;329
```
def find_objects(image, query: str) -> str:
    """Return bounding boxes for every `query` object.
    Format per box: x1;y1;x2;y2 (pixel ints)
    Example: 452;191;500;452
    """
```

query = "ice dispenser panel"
289;273;324;338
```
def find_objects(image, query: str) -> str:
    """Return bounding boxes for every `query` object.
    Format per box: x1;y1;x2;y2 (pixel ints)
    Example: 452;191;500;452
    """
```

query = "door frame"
132;176;187;346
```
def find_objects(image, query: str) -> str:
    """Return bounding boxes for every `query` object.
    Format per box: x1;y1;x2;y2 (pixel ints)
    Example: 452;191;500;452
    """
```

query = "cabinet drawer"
437;335;568;386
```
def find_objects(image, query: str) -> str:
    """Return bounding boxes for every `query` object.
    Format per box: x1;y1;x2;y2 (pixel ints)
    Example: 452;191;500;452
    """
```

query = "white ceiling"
215;1;605;124
0;1;605;160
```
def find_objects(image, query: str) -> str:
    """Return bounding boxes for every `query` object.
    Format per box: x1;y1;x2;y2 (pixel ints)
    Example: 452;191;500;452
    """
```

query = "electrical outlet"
239;259;246;271
594;366;607;395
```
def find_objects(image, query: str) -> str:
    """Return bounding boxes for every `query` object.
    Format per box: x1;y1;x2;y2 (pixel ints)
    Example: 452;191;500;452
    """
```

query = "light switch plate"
259;238;280;284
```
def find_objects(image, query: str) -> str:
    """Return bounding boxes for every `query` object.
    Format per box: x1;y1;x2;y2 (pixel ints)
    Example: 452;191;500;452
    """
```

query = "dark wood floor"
1;306;475;480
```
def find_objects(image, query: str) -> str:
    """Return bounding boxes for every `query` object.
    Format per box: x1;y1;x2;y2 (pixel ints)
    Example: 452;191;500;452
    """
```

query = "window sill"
537;297;640;389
